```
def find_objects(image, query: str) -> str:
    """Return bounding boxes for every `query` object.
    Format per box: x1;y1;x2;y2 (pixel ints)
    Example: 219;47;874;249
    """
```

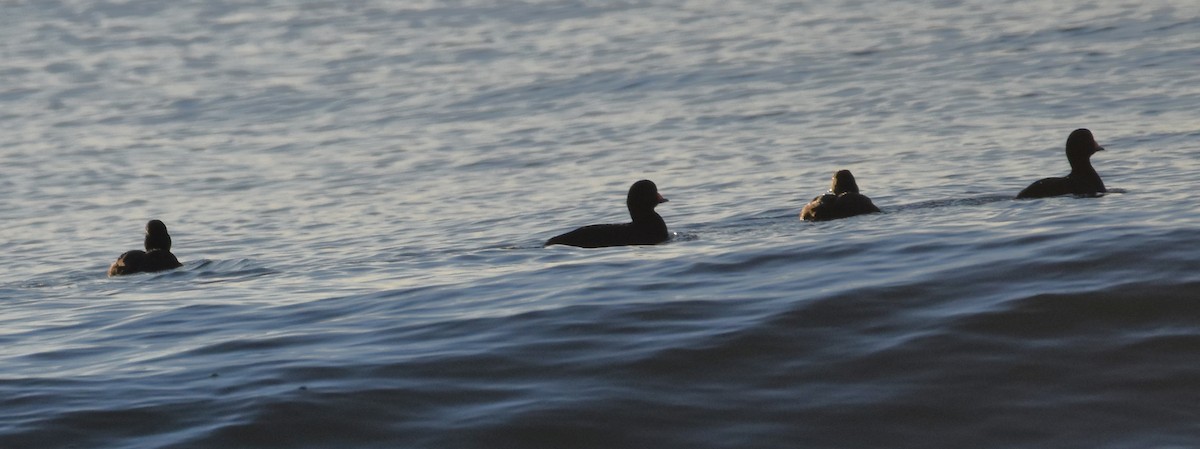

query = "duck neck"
145;234;172;252
630;208;662;224
1068;157;1104;190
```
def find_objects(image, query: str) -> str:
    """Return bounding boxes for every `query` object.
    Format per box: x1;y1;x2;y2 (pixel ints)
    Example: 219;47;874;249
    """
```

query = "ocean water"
2;0;1200;447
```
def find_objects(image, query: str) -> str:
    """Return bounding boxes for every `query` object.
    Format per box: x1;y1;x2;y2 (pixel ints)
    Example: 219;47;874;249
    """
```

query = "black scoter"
1016;128;1106;199
545;180;669;248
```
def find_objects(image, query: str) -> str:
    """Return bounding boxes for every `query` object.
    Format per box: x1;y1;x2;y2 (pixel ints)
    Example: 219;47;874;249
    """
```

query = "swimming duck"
1016;129;1106;199
546;180;669;248
108;219;183;276
800;170;881;221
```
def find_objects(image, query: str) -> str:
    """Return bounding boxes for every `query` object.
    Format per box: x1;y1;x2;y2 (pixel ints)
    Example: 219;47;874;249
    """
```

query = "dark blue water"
3;0;1200;447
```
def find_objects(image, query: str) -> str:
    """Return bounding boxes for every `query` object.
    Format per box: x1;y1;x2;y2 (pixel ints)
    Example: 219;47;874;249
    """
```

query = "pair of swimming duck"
109;129;1107;274
798;128;1105;220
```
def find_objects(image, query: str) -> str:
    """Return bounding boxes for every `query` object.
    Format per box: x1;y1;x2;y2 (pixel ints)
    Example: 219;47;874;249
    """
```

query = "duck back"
546;217;667;248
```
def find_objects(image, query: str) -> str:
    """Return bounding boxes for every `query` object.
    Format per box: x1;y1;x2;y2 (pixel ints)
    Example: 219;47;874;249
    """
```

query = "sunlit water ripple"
2;0;1199;447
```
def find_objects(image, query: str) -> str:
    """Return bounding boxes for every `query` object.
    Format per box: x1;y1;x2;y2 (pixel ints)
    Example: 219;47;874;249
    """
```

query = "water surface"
2;0;1200;447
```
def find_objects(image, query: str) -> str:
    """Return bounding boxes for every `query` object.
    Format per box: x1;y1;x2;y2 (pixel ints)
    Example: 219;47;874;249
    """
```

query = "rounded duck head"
1065;128;1104;162
830;170;861;195
144;219;172;252
627;179;668;216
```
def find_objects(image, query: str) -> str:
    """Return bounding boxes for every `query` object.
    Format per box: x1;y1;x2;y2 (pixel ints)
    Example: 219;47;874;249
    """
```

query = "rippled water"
3;0;1200;447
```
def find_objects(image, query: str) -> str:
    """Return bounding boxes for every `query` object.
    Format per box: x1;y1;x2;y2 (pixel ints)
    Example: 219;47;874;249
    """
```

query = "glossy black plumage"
1016;129;1106;199
545;180;669;248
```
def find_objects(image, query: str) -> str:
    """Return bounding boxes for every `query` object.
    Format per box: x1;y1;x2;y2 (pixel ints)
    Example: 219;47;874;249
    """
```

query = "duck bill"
657;193;668;203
